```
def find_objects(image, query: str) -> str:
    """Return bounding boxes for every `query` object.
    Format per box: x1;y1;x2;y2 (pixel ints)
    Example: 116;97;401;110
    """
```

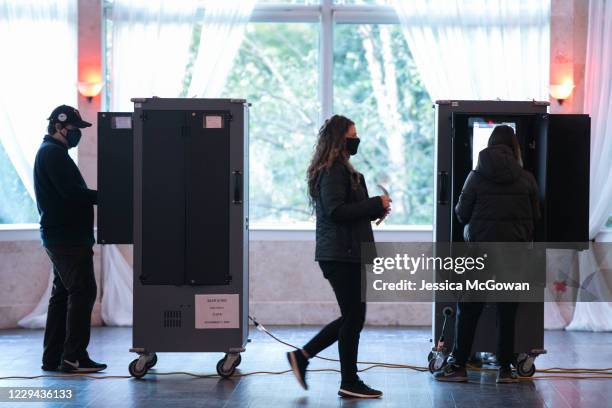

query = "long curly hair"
306;115;360;207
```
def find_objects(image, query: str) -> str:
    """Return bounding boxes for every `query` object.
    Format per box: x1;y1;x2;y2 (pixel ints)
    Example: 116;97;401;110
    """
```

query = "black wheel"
234;354;242;368
216;358;236;378
129;359;148;379
146;353;157;368
517;360;536;377
427;351;434;362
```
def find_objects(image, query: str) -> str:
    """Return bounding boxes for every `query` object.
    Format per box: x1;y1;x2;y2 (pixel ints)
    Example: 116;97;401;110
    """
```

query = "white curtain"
101;245;133;326
392;0;550;101
102;0;255;326
109;0;200;111
583;0;612;239
0;0;77;199
0;0;77;329
187;0;256;97
566;0;612;332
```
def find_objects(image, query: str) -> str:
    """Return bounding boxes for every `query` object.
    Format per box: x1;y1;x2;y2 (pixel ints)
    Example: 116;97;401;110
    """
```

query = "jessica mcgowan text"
372;279;530;292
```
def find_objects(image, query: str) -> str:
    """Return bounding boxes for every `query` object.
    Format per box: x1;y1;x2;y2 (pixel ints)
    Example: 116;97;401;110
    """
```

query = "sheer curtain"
392;0;550;101
566;0;612;332
187;0;256;97
0;0;77;200
0;0;78;329
109;0;200;110
102;0;255;326
391;0;565;328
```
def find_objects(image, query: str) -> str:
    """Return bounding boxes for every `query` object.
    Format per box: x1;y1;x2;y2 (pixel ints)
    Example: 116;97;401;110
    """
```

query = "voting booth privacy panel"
431;100;590;375
98;98;249;378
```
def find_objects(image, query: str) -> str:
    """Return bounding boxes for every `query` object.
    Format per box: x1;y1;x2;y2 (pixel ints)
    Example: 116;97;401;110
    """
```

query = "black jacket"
34;135;97;246
314;161;385;263
455;144;541;242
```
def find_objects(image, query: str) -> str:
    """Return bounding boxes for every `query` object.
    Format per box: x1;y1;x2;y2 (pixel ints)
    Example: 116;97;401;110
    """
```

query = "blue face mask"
65;128;82;148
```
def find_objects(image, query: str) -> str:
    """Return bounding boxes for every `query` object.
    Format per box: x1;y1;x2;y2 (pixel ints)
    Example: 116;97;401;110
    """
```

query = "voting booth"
97;98;249;378
429;100;590;376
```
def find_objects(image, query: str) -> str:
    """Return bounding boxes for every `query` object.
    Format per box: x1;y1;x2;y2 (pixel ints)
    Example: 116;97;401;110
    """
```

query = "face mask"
64;128;82;148
346;137;360;156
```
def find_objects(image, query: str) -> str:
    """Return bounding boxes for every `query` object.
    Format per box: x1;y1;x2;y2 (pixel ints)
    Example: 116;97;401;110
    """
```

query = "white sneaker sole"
287;352;307;390
338;389;382;399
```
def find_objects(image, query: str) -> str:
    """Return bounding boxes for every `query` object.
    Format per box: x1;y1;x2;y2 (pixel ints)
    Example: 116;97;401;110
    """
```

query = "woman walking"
287;115;391;398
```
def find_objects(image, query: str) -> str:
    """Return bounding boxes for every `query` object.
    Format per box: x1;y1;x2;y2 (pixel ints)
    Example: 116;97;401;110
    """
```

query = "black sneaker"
338;379;382;399
433;364;469;382
287;350;309;390
496;366;518;383
41;363;61;372
60;357;107;373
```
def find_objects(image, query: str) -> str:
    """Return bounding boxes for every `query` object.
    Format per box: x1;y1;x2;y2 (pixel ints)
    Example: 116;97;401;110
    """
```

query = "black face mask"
346;137;360;156
64;128;82;148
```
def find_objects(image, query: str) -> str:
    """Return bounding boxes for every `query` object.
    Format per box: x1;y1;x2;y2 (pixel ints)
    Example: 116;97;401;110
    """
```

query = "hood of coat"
475;144;522;184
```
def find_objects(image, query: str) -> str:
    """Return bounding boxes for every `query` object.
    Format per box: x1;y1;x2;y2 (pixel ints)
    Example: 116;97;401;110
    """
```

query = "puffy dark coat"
455;144;541;242
314;161;385;263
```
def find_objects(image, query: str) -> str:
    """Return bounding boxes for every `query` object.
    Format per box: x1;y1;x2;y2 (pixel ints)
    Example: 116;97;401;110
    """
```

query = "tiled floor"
0;326;611;407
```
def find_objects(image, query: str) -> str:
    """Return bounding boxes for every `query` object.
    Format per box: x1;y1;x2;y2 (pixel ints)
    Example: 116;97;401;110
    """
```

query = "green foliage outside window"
216;23;434;225
0;141;38;223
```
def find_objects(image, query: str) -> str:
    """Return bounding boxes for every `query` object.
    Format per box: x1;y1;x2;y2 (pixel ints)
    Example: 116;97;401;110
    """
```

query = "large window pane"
221;23;319;225
0;142;38;223
334;23;434;225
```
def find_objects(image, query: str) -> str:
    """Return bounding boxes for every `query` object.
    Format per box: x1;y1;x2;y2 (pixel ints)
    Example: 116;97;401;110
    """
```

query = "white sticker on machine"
195;294;239;329
204;115;223;128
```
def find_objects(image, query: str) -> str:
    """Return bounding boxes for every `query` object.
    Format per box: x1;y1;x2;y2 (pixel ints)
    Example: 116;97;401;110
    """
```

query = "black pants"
451;302;518;367
302;261;365;384
43;245;97;365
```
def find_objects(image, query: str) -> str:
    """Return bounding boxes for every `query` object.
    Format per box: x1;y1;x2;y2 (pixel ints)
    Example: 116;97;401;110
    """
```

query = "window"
0;0;77;226
103;0;434;227
334;23;433;225
220;23;319;224
0;142;38;224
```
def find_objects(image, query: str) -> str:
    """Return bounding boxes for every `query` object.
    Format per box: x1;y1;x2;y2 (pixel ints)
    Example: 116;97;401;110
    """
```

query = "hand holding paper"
376;184;392;225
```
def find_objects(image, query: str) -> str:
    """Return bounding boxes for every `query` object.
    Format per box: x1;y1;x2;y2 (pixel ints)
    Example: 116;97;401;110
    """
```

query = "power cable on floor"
0;316;610;381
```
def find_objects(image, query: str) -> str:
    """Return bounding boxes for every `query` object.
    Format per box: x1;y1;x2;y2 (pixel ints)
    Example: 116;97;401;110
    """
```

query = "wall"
0;0;590;329
550;0;589;114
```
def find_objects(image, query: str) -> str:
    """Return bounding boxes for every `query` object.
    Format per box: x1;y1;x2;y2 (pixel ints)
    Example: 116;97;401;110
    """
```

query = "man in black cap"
34;105;106;373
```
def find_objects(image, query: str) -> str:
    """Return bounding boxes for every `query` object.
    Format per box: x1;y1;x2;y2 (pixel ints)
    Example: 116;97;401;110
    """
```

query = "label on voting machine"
204;115;223;129
195;294;239;329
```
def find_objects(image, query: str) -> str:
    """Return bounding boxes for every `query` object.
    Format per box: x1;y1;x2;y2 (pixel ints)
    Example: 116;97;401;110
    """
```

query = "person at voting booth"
34;105;106;373
433;125;541;384
286;115;390;399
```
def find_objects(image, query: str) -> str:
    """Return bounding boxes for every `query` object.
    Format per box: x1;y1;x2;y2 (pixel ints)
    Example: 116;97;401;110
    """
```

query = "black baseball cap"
47;105;92;128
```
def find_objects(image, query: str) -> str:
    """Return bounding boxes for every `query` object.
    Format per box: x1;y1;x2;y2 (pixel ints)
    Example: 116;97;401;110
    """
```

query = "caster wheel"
517;359;536;377
234;354;242;368
129;359;148;379
428;358;437;374
427;351;434;362
146;353;157;369
428;356;446;373
216;357;236;379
